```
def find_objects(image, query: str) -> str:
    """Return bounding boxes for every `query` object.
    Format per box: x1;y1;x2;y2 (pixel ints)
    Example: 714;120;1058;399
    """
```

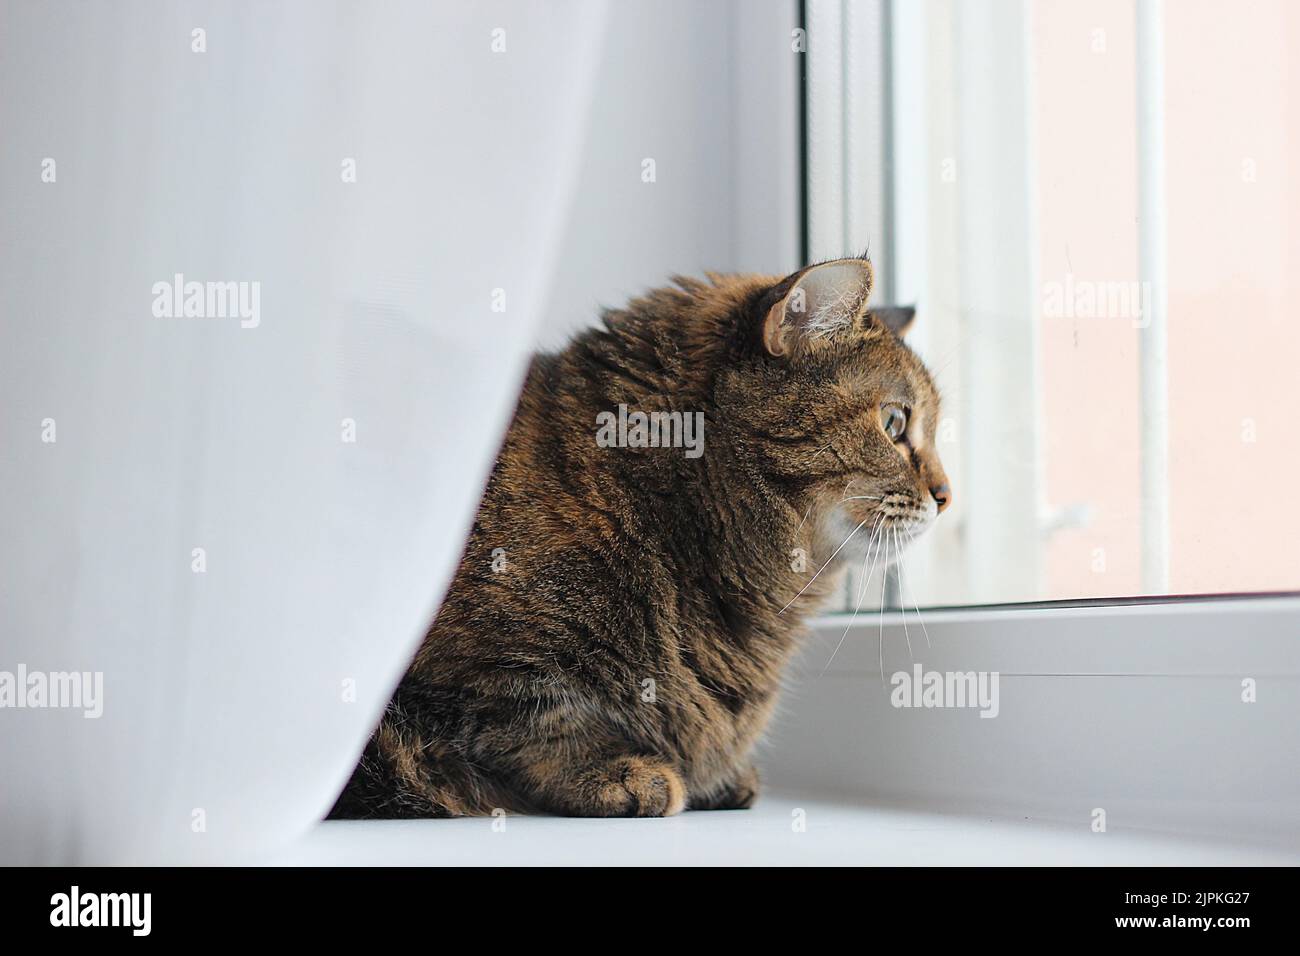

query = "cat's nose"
930;482;952;513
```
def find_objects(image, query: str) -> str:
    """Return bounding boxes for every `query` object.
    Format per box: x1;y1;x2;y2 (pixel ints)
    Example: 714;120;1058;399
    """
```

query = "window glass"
828;0;1300;609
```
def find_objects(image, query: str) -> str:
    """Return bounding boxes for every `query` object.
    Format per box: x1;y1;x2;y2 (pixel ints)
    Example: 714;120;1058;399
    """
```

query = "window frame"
806;0;1295;611
792;0;1299;844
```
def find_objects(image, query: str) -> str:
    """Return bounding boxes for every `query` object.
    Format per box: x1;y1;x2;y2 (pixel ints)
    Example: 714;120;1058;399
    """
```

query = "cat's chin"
822;507;936;566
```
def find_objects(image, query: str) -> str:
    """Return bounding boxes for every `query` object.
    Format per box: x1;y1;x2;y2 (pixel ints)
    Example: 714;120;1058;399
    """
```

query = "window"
807;0;1300;609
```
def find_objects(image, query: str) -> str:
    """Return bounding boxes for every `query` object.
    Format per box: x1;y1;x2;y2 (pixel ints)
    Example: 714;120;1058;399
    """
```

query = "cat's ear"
762;258;874;357
870;305;916;338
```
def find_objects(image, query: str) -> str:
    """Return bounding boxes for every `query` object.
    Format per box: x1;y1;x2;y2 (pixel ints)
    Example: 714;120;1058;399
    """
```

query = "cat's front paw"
555;755;687;817
609;755;687;817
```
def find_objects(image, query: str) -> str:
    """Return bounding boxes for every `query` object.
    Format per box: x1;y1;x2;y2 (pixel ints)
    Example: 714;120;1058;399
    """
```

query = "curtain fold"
0;0;608;864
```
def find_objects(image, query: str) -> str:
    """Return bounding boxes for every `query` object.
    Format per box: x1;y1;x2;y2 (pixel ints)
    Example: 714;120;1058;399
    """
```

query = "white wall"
536;0;801;350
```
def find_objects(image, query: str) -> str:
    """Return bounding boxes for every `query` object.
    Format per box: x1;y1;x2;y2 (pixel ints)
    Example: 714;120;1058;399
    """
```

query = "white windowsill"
262;596;1298;866
264;794;1297;866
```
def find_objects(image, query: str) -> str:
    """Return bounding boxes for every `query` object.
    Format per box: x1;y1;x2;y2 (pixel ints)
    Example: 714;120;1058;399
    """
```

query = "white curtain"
0;0;607;863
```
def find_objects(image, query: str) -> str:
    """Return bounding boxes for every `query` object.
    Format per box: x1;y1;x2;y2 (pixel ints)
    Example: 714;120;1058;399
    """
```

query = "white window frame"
809;0;1183;608
793;0;1300;847
809;0;1046;608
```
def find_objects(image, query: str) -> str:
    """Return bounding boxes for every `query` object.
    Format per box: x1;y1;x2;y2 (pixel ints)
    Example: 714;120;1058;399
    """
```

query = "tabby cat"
331;256;950;818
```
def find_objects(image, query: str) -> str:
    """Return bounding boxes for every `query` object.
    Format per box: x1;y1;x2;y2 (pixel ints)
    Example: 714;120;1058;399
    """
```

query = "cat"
330;256;950;819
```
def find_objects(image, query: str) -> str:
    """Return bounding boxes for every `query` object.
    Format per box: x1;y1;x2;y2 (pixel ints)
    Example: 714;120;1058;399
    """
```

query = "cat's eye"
880;404;909;442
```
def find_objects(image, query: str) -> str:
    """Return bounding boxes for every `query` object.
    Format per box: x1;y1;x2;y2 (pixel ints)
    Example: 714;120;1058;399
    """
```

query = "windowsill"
263;595;1299;866
264;795;1297;866
774;598;1300;851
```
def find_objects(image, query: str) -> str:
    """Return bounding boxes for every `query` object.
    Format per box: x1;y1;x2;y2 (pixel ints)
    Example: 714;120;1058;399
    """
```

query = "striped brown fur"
330;257;949;818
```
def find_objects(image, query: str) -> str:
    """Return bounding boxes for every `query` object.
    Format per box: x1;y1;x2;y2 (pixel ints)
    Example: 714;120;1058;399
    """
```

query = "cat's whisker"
878;525;891;684
779;516;869;615
891;529;933;650
793;501;814;537
838;494;884;503
820;515;886;676
894;526;913;661
810;439;839;461
913;597;933;649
